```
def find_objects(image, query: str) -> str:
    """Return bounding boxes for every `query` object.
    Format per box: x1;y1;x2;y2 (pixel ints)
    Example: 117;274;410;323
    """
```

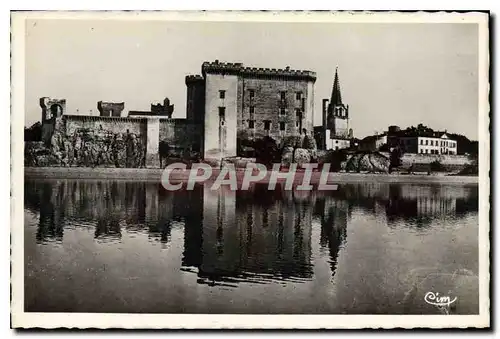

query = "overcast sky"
25;19;479;139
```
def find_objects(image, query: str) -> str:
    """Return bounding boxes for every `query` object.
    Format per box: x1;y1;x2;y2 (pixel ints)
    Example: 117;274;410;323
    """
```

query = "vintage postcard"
11;11;490;329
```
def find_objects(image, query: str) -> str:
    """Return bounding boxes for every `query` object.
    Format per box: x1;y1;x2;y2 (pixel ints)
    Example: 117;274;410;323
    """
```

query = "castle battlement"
64;114;148;123
185;74;204;84
201;60;316;81
158;118;191;125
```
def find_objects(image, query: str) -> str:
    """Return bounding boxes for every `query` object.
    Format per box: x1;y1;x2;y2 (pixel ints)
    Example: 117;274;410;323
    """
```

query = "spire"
330;67;343;105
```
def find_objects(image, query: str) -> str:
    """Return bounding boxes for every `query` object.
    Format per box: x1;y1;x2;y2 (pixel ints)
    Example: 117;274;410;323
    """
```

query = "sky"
25;19;479;140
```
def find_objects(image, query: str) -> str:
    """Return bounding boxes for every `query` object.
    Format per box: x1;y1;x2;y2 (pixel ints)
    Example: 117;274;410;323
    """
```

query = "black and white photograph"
10;11;490;329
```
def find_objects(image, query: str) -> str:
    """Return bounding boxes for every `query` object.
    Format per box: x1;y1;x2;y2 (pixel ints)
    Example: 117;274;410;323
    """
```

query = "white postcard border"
10;10;490;329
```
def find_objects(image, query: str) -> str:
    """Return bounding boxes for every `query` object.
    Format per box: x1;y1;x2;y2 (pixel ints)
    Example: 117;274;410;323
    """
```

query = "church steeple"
319;66;352;151
330;67;343;105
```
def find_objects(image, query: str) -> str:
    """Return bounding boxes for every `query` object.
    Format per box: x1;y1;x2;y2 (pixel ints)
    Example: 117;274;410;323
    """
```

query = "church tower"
320;68;352;150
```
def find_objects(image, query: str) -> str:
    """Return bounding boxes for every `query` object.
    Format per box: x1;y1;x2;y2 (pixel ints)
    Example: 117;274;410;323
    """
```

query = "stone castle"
29;60;352;168
186;60;317;159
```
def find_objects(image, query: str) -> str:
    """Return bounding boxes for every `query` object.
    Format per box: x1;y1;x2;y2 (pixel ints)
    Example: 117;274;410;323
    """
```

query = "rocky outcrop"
343;152;390;173
317;149;347;171
25;117;146;168
280;134;317;167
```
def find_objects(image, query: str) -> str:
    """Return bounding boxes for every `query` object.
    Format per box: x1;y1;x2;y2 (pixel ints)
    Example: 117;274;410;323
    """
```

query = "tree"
254;136;280;168
326;149;348;172
430;160;446;172
158;140;170;168
237;129;255;157
24;122;42;141
379;143;390;152
389;146;403;173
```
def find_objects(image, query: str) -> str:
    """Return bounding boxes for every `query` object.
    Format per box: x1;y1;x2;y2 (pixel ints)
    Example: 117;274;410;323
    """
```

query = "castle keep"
186;60;317;160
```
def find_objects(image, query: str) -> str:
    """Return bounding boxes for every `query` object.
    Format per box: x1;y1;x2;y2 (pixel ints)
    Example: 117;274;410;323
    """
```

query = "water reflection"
25;180;478;288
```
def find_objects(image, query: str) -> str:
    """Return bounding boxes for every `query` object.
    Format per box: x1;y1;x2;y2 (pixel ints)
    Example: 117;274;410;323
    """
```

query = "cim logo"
424;292;457;307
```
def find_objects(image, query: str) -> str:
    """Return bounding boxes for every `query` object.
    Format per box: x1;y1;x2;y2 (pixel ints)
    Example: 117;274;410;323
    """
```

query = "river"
24;179;479;314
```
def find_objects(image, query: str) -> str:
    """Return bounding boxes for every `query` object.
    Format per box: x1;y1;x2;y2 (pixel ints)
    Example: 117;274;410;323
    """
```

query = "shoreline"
23;167;479;185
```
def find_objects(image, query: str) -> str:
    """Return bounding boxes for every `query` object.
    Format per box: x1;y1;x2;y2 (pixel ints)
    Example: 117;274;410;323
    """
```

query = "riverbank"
24;167;479;184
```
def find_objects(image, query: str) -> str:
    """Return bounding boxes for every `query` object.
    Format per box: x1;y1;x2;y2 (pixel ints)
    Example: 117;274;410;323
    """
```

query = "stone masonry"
186;60;317;161
32;97;202;168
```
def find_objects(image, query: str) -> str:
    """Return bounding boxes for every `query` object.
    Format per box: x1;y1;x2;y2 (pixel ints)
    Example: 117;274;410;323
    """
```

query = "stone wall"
26;114;203;168
185;76;205;124
159;119;203;151
380;152;473;167
237;77;314;145
332;116;349;138
66;115;147;136
204;73;239;159
376;152;474;172
25;117;146;168
402;153;472;166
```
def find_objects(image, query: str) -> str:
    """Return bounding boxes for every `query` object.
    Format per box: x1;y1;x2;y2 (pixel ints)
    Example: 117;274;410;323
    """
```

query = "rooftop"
199;60;316;81
397;131;450;139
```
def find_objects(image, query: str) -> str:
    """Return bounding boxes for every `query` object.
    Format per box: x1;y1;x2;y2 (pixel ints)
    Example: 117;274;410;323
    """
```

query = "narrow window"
248;120;255;129
264;120;271;130
249;106;255;114
425;140;428;145
280;91;286;100
218;107;225;120
420;139;423;145
280;122;286;131
249;89;255;99
280;108;286;115
296;92;302;100
219;90;225;99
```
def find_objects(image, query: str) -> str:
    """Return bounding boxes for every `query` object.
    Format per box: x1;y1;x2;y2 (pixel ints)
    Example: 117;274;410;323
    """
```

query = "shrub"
430;160;446;172
253;136;280;167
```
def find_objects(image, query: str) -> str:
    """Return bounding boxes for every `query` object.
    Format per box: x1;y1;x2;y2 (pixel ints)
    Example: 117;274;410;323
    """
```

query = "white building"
325;130;351;150
399;133;457;155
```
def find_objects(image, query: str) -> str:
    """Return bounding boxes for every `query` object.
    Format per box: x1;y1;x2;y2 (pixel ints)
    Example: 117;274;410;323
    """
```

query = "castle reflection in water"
24;180;478;285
